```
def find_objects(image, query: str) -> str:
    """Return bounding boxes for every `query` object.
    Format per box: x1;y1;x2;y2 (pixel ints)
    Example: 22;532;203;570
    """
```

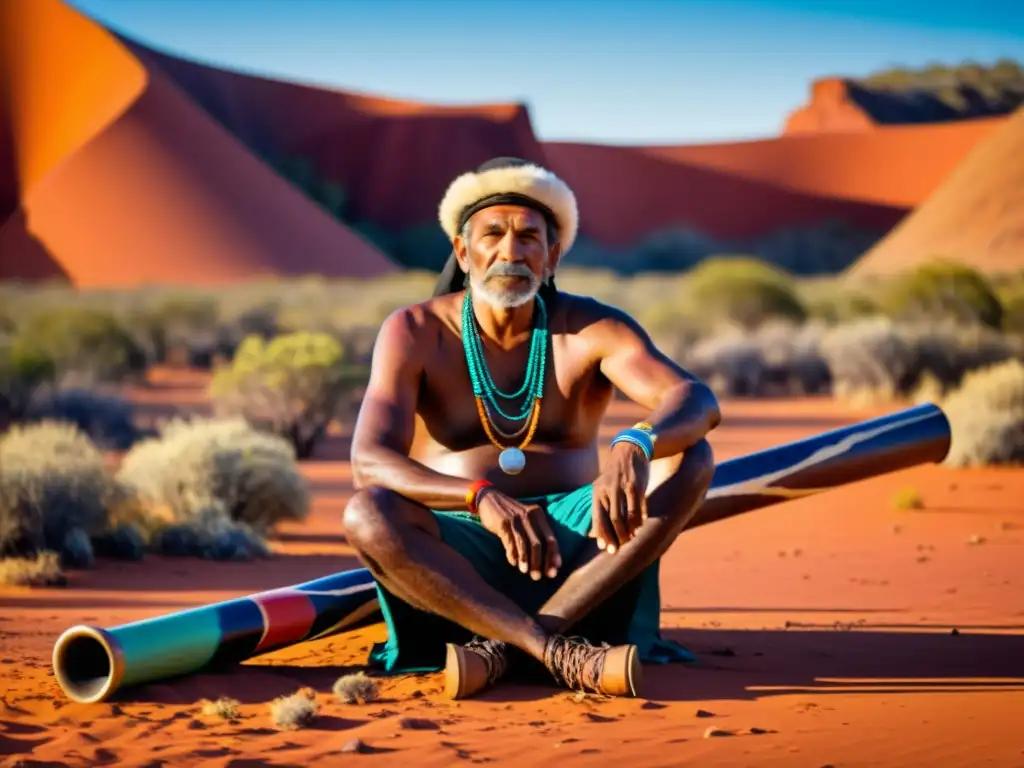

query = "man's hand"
476;488;562;580
591;442;651;553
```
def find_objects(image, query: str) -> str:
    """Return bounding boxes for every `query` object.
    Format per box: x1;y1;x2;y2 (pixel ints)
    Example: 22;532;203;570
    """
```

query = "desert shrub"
683;332;767;397
681;321;829;397
333;672;380;704
129;293;222;365
115;417;309;559
628;227;718;272
0;336;57;421
22;388;139;450
0;422;119;567
803;284;881;325
270;688;319;730
200;697;241;720
941;359;1024;467
754;219;883;274
0;551;67;587
748;321;831;395
12;306;147;384
209;332;366;459
819;317;1016;403
880;261;1003;330
996;281;1024;334
684;257;807;330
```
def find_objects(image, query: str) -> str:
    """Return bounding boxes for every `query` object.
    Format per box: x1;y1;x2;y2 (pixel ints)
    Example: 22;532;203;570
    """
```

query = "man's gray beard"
469;266;543;309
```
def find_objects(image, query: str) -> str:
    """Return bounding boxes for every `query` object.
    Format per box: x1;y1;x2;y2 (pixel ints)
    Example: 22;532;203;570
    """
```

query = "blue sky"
70;0;1024;145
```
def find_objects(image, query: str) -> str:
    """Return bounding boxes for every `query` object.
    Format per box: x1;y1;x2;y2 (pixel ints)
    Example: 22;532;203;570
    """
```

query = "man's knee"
682;438;716;489
650;438;715;527
341;485;397;549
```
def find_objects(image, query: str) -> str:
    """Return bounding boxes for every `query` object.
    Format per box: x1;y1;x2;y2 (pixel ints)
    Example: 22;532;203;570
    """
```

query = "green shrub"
684;257;807;330
116;417;310;559
805;290;880;325
942;359;1024;467
12;306;147;383
881;260;1003;330
130;293;222;364
209;332;366;459
997;283;1024;335
0;422;119;567
0;337;57;421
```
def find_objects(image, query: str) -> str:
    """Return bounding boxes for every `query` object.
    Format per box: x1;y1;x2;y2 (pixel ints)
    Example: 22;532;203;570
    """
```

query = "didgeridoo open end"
52;625;126;705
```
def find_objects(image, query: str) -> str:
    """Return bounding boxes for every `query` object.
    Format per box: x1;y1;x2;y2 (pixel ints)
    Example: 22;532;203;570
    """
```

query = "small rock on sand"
695;709;715;718
704;726;733;738
399;717;440;730
341;738;367;753
747;727;770;734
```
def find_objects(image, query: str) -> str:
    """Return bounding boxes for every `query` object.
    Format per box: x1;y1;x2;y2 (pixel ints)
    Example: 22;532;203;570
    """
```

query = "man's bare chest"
413;338;610;451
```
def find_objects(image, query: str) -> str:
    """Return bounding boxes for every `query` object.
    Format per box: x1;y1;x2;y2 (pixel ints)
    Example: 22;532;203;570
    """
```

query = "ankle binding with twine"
610;423;656;461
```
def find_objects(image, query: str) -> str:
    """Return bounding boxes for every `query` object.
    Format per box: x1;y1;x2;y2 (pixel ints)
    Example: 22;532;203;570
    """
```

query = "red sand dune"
117;34;1002;255
1;386;1022;766
0;0;1012;286
644;116;1005;210
541;142;907;250
0;0;396;286
850;106;1024;277
123;39;548;232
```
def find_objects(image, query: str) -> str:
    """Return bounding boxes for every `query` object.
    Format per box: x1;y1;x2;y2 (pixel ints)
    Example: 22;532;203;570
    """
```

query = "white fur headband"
437;162;579;254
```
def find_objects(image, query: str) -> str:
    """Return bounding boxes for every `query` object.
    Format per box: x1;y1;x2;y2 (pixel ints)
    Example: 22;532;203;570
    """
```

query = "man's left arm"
595;307;722;459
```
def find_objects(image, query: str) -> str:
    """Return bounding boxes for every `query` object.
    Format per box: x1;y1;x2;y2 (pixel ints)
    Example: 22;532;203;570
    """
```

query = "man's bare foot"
444;637;509;699
543;635;642;697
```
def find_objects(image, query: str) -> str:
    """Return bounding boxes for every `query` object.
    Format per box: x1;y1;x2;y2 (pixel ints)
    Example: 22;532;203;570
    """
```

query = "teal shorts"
367;483;695;674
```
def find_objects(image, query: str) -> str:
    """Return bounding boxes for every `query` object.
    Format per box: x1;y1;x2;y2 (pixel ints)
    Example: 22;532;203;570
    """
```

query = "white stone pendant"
498;447;526;475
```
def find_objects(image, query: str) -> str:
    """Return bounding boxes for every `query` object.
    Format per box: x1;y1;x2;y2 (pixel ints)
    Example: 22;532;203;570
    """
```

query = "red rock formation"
125;40;548;231
0;0;395;286
0;0;1012;285
784;78;878;135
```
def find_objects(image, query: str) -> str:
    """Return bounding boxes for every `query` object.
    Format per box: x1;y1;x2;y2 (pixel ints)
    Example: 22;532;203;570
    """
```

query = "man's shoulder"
382;294;458;336
556;292;645;337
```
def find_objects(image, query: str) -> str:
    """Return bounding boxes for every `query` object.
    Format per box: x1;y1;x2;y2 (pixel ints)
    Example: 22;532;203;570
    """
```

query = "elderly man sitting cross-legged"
341;157;721;700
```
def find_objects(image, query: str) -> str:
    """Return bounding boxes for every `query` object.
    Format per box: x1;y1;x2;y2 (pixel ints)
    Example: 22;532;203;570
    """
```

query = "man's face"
455;205;561;309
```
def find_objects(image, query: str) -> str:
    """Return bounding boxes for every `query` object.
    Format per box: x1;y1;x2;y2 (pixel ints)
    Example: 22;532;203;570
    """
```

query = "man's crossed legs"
340;439;714;699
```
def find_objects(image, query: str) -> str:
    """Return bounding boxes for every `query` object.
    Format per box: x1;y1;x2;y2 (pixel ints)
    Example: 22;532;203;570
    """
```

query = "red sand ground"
1;375;1022;767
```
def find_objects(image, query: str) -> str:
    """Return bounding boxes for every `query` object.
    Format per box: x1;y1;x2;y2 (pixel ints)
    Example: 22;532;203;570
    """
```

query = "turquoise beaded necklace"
461;289;549;474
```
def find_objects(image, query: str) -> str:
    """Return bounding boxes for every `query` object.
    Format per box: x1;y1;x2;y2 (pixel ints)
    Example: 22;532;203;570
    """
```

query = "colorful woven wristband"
611;427;655;461
466;479;493;514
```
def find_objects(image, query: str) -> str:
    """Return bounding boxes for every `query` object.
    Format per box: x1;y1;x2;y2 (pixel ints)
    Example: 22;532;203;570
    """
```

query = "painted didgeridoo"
52;402;951;703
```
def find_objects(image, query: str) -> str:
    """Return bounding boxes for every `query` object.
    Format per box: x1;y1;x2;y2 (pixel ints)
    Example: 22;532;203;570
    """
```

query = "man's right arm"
349;307;478;510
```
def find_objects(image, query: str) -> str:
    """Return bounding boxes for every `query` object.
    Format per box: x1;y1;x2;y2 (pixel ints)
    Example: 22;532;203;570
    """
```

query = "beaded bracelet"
466;479;493;515
611;427;655;461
